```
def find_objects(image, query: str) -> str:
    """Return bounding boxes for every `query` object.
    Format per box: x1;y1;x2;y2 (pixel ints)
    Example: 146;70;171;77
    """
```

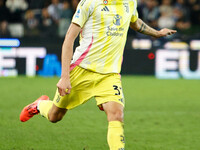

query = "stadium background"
0;0;200;149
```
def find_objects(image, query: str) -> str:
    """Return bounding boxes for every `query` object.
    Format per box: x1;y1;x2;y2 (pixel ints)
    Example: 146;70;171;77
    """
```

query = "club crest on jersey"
113;14;123;26
103;0;108;5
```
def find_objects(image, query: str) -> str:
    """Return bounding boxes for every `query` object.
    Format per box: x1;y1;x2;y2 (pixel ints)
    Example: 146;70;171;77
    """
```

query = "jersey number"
113;85;121;95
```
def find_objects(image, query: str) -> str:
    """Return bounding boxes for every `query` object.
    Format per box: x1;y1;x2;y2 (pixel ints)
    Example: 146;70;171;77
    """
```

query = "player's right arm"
56;23;81;96
57;0;94;96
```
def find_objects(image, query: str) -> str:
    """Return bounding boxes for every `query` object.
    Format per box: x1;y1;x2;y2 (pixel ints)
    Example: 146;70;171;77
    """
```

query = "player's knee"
49;115;62;123
48;112;65;123
48;107;66;123
108;110;124;122
50;119;61;123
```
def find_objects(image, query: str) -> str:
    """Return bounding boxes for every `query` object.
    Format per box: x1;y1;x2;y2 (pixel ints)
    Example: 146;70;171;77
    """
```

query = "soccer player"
20;0;176;149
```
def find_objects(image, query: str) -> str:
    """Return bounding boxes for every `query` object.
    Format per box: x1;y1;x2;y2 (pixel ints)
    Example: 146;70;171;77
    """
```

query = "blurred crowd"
137;0;200;38
0;0;78;37
0;0;200;38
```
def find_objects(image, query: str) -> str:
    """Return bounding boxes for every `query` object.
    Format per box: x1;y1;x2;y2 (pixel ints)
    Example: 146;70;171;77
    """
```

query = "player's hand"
56;77;72;96
157;28;177;38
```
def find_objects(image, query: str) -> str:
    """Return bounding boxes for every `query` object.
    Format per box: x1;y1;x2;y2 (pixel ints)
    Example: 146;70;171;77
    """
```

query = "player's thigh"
53;87;93;110
95;73;125;108
53;66;94;110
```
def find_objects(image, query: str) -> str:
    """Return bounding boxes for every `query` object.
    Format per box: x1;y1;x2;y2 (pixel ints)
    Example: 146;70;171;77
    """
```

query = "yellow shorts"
53;66;125;110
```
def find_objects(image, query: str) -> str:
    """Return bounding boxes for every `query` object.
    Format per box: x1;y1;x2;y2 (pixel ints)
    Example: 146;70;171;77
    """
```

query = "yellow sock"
37;100;53;120
107;121;125;150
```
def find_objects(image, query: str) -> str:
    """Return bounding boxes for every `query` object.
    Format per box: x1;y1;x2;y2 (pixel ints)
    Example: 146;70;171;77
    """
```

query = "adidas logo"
101;6;109;11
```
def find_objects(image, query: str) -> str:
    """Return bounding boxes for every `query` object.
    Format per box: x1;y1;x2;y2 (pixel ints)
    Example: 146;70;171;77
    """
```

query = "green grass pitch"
0;76;200;150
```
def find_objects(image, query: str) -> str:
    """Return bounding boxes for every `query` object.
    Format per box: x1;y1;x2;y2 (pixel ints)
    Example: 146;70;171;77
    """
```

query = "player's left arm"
130;18;177;38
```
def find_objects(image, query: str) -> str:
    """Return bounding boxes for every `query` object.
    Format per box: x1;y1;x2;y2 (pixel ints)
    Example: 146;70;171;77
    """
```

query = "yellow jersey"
71;0;138;74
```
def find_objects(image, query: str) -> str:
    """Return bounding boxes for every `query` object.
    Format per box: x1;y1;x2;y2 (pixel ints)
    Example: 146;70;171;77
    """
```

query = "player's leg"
39;101;67;123
95;73;125;150
20;95;67;123
102;101;124;122
103;101;125;150
48;104;67;123
20;66;94;123
47;66;97;122
20;95;50;122
40;66;94;122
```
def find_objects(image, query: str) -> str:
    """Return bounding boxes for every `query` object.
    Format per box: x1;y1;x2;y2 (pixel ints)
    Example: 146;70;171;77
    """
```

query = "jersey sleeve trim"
130;0;138;23
130;11;138;23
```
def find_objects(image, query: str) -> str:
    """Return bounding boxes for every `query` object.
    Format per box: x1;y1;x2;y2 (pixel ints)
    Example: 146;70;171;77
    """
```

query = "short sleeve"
130;0;138;23
72;0;94;28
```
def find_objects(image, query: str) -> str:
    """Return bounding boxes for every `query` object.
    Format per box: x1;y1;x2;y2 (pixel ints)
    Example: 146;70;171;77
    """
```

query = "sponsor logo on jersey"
75;9;81;18
103;0;108;5
101;6;109;11
113;14;123;26
106;26;124;37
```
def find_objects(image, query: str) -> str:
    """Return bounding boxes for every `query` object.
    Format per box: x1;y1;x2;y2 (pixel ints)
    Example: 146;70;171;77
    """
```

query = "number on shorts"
113;85;121;95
